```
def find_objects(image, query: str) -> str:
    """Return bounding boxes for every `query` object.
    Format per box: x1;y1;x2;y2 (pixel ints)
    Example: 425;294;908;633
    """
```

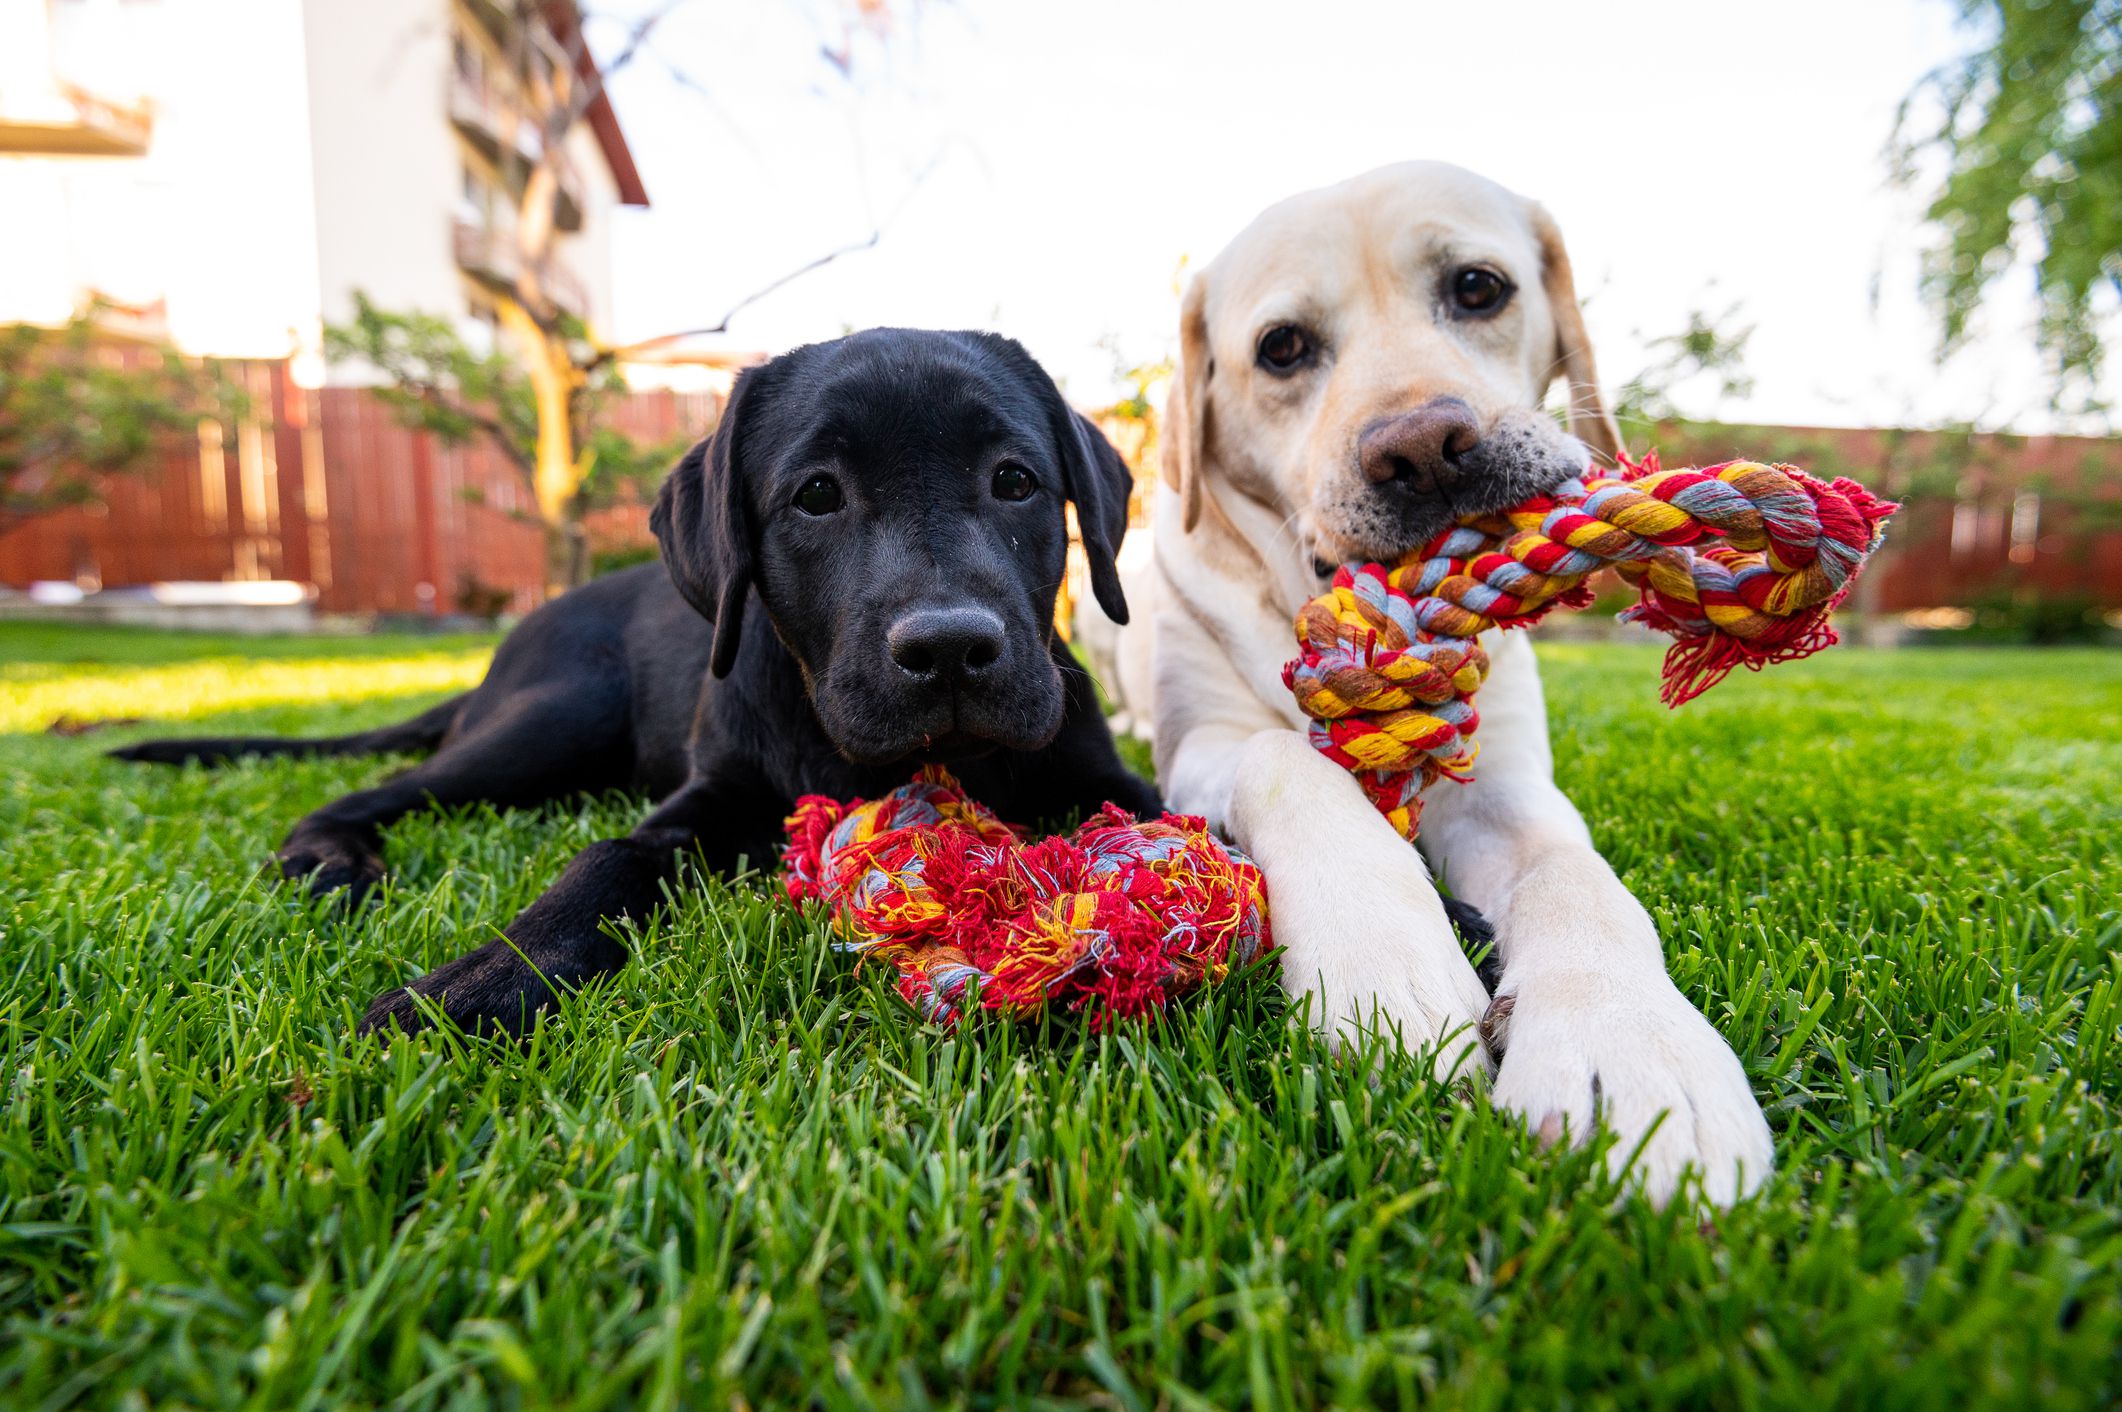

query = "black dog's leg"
1075;764;1164;823
995;743;1162;832
280;681;629;904
356;770;782;1039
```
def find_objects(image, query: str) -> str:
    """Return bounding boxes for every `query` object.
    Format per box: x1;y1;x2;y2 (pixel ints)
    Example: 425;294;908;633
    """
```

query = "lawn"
1;622;2117;1409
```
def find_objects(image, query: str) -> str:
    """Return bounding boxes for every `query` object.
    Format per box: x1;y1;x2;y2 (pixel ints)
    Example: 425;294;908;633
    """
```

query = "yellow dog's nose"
1359;397;1482;489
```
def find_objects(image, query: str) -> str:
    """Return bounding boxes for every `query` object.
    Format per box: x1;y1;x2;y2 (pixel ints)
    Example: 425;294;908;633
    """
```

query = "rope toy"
782;767;1270;1027
1286;455;1898;837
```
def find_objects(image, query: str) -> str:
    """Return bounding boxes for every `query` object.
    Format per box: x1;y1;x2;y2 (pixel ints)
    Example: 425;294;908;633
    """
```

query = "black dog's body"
116;330;1159;1036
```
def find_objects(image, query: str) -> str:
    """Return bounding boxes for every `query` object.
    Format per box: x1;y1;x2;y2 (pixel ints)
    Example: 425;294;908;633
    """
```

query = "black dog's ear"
650;365;766;677
1058;409;1135;625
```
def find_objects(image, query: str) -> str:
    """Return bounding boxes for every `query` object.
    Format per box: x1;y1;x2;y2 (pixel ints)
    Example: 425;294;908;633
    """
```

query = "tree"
0;308;234;537
1894;0;2121;407
323;295;691;582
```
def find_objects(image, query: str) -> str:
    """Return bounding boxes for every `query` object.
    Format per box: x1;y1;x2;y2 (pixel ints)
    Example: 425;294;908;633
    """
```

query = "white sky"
593;0;2118;434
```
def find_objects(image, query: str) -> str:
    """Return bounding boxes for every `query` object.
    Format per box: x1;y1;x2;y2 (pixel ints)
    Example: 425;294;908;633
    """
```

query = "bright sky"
595;0;2118;434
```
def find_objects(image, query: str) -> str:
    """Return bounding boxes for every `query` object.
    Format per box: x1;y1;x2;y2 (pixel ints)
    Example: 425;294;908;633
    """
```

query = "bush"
592;544;661;577
1935;589;2106;645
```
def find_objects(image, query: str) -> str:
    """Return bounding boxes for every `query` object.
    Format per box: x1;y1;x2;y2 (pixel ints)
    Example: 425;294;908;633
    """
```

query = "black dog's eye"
991;463;1038;502
1451;267;1512;315
1256;324;1316;374
793;474;843;516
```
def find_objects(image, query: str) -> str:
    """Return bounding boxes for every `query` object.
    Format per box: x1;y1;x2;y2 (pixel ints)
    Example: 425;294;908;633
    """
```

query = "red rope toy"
782;768;1270;1028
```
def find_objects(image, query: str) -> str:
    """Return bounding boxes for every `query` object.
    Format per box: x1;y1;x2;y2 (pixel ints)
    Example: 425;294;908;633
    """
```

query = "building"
0;0;647;367
0;0;693;617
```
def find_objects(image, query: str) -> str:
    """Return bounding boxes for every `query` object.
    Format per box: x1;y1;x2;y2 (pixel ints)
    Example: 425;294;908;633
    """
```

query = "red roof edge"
546;1;650;208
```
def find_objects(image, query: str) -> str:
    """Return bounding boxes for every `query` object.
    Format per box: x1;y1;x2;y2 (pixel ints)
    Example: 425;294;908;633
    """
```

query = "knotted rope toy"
1285;455;1899;837
782;767;1270;1027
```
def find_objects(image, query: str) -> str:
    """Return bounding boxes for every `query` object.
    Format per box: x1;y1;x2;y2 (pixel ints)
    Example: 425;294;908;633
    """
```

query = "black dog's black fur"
114;329;1162;1037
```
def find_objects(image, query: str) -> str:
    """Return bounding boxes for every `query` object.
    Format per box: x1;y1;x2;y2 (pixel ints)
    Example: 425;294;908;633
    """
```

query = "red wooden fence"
0;359;723;615
1649;423;2122;612
3;370;2115;616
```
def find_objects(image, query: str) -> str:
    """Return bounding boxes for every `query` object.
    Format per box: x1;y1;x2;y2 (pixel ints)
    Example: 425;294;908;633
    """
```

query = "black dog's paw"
356;936;559;1041
1441;895;1500;994
1110;773;1166;821
278;831;386;905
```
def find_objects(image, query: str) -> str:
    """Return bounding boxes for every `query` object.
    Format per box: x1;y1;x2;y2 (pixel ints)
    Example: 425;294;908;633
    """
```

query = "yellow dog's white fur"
1127;162;1773;1206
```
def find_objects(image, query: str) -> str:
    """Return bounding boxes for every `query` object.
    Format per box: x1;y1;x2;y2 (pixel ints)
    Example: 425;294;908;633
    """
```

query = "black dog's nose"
887;607;1006;684
1360;398;1482;493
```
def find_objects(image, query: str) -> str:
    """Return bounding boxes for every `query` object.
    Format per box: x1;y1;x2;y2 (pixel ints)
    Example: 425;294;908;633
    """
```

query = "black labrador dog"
115;328;1162;1037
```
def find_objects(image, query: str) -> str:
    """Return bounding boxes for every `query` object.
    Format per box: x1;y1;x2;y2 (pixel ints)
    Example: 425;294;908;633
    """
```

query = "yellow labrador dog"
1134;161;1773;1206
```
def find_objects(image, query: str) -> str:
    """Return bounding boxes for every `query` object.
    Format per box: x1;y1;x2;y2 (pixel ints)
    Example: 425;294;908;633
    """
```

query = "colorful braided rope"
1285;455;1898;839
782;767;1270;1027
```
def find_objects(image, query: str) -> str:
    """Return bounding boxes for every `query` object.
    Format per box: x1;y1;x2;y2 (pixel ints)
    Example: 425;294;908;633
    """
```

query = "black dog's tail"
108;693;467;768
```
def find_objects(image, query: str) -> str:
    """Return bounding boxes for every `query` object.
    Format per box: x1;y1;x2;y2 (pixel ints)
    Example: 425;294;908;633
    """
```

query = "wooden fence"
0;359;722;615
4;375;2116;617
1647;423;2122;612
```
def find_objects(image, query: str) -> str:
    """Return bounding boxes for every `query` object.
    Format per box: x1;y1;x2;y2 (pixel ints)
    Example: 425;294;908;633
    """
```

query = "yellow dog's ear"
1530;203;1623;467
1161;271;1212;531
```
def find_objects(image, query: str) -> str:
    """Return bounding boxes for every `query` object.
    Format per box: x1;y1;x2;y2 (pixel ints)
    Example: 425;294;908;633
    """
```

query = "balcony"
0;83;151;156
452;218;588;317
449;66;540;163
448;69;584;231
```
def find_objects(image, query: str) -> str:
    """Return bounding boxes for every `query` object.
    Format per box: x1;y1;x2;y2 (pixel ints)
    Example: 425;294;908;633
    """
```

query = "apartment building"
0;0;648;370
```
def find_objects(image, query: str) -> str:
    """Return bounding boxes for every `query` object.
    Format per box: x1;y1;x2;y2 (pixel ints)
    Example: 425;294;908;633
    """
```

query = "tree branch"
540;0;680;143
390;375;539;480
594;141;943;367
603;230;883;363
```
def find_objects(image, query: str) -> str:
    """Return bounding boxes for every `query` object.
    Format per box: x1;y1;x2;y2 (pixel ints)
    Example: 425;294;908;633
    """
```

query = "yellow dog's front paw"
1487;964;1773;1208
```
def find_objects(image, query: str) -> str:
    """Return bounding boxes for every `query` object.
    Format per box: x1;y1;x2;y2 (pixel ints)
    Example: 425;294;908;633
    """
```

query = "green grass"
2;623;2117;1410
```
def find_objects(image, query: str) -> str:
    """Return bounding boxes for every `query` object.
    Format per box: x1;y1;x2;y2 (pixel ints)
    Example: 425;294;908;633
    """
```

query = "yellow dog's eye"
1256;324;1315;373
1452;267;1511;314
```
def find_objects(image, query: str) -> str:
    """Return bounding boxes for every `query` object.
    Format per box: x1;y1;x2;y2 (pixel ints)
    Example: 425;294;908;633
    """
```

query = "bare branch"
614;231;883;361
596;149;945;366
541;0;681;142
646;49;760;157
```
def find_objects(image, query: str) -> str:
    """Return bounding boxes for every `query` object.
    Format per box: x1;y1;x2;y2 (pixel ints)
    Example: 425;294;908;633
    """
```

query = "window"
1950;499;1979;559
453;31;482;90
2009;491;2040;565
459;162;488;225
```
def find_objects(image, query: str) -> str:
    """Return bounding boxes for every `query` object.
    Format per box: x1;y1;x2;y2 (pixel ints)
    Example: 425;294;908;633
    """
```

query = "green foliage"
0;307;235;530
1894;0;2122;404
1958;586;2108;642
323;292;671;521
591;542;664;576
322;293;542;474
1093;333;1173;425
577;424;695;515
1611;304;1757;435
3;627;2119;1407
